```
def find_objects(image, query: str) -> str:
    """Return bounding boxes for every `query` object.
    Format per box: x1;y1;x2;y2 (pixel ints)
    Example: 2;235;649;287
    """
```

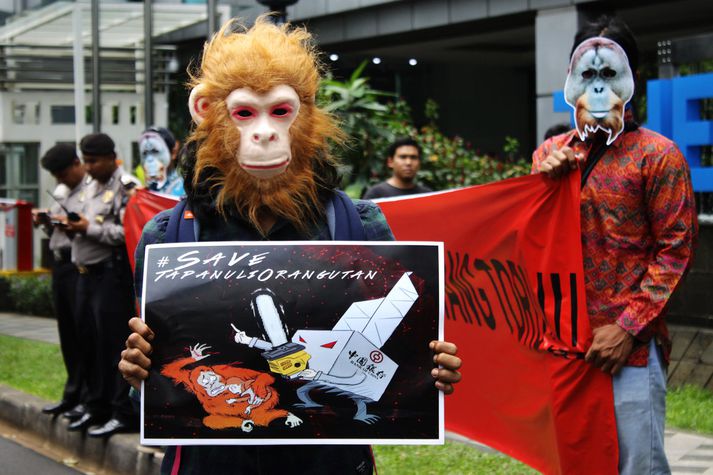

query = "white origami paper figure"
232;272;418;423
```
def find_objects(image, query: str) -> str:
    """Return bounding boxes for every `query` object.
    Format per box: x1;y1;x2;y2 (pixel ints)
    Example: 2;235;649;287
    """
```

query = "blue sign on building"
554;72;713;191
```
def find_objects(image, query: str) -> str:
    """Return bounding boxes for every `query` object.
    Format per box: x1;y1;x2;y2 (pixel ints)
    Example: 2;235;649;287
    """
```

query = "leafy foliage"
321;64;530;197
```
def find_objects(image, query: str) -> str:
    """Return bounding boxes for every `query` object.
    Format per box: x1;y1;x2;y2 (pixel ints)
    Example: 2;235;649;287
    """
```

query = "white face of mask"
564;37;634;145
140;132;172;188
224;85;301;179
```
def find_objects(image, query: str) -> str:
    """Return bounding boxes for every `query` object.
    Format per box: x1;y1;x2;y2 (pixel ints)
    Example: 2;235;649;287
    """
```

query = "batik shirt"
532;127;698;366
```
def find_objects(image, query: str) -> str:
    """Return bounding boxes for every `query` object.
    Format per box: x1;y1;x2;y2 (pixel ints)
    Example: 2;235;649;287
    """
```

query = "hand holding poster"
140;242;444;445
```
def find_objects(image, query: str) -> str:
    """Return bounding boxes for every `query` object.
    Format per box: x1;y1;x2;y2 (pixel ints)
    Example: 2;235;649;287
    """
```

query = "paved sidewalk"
0;312;61;344
2;312;713;474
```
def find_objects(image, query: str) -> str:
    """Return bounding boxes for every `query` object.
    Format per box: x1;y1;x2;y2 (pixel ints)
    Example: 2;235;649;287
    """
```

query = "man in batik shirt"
533;16;698;475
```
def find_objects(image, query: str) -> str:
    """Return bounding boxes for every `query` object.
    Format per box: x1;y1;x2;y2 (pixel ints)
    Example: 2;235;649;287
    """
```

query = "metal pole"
273;7;287;24
207;0;216;38
144;0;153;128
72;4;86;147
91;0;100;132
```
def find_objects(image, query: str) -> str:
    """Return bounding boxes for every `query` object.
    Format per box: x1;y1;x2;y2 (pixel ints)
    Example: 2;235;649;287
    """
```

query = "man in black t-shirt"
363;138;432;199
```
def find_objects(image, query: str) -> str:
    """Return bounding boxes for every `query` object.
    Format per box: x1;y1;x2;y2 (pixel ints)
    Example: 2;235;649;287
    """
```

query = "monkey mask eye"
231;106;257;121
581;69;596;80
600;67;616;79
270;103;294;118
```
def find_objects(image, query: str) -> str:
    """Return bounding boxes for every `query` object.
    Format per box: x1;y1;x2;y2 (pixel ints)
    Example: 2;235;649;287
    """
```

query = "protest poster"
140;242;444;445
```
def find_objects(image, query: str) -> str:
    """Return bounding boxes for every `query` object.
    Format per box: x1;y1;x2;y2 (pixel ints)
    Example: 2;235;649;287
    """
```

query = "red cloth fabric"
124;189;179;272
532;128;698;365
124;178;619;474
377;172;618;475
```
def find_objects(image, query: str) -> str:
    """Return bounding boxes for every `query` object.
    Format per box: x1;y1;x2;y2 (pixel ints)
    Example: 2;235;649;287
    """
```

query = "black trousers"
75;256;136;421
52;259;83;404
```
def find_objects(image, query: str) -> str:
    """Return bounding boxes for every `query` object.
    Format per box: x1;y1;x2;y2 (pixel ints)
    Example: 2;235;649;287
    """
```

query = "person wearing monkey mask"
533;16;697;474
118;17;461;475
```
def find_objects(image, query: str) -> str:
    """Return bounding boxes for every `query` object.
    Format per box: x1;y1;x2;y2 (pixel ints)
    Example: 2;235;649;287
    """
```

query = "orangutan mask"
564;37;634;145
140;131;171;189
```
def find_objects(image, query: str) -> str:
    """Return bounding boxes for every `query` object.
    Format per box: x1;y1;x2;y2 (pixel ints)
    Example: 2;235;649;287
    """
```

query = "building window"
112;104;120;125
129;105;138;125
51;105;75;124
0;143;40;206
11;102;40;125
12;103;25;124
131;141;141;171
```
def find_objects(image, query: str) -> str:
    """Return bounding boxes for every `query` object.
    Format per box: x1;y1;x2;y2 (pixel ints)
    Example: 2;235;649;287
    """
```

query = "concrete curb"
0;384;161;475
0;383;497;474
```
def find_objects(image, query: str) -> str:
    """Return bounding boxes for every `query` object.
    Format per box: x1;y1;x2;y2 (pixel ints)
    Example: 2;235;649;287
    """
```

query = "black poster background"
142;242;441;442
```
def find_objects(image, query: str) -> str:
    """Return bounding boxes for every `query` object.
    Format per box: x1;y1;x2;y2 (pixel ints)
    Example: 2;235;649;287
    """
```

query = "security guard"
64;133;140;437
36;144;88;418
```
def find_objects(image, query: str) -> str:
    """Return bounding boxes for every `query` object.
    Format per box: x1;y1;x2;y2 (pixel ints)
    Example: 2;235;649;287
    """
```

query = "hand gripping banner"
376;172;618;475
123;173;618;473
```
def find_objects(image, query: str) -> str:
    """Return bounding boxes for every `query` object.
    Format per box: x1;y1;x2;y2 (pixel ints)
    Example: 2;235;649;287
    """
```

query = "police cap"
80;133;116;157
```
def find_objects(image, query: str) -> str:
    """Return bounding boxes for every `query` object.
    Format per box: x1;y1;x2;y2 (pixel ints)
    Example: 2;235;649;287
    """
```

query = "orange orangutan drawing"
160;343;302;432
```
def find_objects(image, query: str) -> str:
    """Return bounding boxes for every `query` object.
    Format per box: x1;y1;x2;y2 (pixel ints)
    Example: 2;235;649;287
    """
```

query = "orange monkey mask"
183;16;343;235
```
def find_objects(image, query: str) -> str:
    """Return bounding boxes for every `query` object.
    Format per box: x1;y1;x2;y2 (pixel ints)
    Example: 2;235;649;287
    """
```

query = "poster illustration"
141;241;443;445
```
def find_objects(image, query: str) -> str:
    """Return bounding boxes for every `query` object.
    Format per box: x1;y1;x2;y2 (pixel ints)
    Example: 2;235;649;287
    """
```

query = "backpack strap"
580;143;610;189
166;199;197;243
329;190;366;241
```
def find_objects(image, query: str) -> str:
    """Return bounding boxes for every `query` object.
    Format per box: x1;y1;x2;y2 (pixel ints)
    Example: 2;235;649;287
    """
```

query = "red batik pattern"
533;127;698;366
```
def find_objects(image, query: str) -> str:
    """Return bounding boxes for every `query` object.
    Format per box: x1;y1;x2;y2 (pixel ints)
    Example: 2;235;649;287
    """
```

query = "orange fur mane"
186;16;344;235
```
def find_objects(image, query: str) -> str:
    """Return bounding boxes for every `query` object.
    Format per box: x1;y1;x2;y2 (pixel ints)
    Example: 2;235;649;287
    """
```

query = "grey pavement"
0;436;82;475
0;312;61;344
2;312;713;474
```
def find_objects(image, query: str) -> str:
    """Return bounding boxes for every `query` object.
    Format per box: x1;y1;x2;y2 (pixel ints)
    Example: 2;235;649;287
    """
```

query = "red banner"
123;175;618;474
377;172;617;474
124;189;179;271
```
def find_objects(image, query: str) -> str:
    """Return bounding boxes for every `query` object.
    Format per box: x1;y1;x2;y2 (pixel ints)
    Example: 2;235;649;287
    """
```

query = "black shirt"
362;181;432;200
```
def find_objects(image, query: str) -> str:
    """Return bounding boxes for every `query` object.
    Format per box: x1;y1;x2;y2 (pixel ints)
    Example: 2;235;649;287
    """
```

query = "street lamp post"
256;0;299;24
91;0;100;132
144;0;154;129
207;0;217;37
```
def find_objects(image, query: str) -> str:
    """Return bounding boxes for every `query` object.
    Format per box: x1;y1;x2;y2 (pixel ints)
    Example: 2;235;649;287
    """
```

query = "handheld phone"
45;190;81;222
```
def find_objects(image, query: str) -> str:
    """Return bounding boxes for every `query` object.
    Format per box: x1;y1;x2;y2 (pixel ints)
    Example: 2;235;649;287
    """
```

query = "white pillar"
535;6;581;144
72;4;86;148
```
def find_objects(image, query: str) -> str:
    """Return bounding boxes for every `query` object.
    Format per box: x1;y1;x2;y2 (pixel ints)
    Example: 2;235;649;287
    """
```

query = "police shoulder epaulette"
120;174;140;190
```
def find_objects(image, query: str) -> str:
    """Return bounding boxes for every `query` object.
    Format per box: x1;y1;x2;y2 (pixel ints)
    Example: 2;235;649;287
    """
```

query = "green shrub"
321;65;530;196
0;276;12;311
4;274;54;317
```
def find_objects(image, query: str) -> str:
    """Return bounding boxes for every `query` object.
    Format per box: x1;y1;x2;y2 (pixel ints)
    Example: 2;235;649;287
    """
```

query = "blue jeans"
612;340;671;474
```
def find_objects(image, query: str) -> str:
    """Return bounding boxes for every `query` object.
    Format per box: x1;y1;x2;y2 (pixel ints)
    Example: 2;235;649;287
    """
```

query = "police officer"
64;133;140;437
36;144;88;418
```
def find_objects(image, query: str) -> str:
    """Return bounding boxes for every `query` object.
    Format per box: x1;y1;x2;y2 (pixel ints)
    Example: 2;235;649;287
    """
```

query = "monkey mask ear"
188;85;210;125
563;37;634;145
